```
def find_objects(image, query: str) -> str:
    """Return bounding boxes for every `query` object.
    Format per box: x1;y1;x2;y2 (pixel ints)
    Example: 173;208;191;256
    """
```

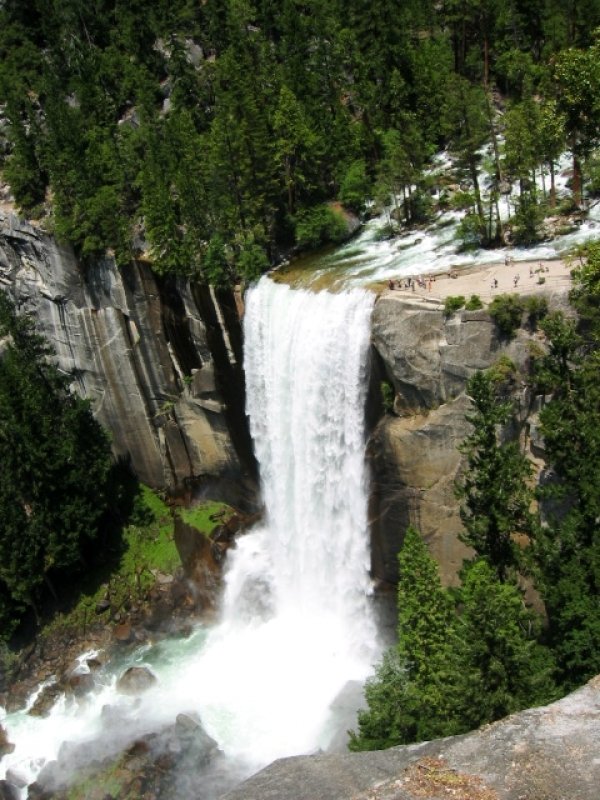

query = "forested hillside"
2;0;600;283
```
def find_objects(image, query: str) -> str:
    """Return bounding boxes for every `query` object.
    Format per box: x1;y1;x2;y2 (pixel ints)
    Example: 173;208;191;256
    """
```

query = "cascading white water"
0;276;379;793
174;277;379;766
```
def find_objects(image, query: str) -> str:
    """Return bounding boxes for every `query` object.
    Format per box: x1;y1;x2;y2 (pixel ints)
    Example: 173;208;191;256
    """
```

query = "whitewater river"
0;278;380;798
279;151;600;291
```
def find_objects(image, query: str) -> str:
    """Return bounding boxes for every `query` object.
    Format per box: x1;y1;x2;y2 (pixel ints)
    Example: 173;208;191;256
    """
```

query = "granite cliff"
369;287;571;586
0;213;256;501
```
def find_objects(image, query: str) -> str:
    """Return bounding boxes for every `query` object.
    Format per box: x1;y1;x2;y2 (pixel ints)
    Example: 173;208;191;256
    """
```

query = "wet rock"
0;781;19;800
113;623;133;644
175;713;219;764
65;671;95;697
4;768;27;789
116;666;157;695
223;675;600;800
28;682;61;717
0;725;15;756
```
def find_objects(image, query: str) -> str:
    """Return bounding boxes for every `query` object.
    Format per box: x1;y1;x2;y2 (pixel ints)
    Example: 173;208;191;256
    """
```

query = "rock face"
223;675;600;800
369;292;570;586
0;214;256;494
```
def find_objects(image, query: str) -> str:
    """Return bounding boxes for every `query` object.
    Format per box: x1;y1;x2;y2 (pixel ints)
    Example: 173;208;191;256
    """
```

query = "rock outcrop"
369;291;570;586
223;674;600;800
0;214;256;496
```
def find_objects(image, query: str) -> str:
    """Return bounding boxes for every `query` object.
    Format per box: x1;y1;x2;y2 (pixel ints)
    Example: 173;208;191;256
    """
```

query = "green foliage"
486;355;517;387
380;380;395;413
0;294;113;635
443;295;466;316
456;370;535;580
455;212;485;250
465;294;483;310
179;501;234;536
40;484;179;641
456;559;556;725
511;194;544;245
349;528;464;750
339;160;370;214
295;204;348;250
350;528;555;752
488;294;525;338
0;1;599;283
531;246;600;687
524;295;549;329
236;241;270;284
202;234;231;287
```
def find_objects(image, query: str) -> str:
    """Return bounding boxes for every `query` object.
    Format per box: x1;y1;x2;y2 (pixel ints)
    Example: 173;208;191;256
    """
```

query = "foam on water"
1;277;379;791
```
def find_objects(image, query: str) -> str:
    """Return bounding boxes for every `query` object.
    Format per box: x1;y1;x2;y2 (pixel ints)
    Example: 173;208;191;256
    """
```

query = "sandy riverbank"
380;257;574;302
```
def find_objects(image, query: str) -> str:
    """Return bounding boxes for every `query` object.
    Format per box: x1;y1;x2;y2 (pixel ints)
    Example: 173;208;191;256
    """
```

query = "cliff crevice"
0;213;253;501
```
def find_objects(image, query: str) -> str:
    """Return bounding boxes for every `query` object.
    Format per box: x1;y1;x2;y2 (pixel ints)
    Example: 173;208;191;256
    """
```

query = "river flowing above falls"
0;277;380;797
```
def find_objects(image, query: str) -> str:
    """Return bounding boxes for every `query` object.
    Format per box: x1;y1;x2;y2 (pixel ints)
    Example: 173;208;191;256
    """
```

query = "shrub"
455;212;485;251
237;242;269;283
511;195;544;245
339;160;369;214
525;295;549;329
489;294;525;338
444;295;466;316
408;188;434;224
381;380;395;413
295;204;348;249
487;355;517;386
465;294;483;310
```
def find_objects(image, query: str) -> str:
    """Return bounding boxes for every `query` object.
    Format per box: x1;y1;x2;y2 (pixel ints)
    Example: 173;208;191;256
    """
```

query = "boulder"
0;725;14;757
116;666;157;695
223;675;600;800
0;781;19;800
4;768;27;789
28;682;61;718
65;671;95;697
175;713;219;763
113;623;133;644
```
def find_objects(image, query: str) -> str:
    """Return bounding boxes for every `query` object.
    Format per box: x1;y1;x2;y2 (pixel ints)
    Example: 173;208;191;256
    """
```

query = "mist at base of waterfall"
1;278;380;799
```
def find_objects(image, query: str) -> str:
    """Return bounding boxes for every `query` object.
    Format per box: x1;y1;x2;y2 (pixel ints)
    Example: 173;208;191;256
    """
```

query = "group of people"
388;275;437;292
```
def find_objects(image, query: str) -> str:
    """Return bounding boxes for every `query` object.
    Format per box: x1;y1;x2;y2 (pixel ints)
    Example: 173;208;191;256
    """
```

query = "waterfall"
186;277;379;765
0;277;379;793
243;277;376;631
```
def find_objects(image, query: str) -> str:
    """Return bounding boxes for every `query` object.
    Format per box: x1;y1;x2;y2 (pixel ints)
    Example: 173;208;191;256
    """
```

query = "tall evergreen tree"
349;527;464;750
533;243;600;687
456;370;535;581
0;294;113;633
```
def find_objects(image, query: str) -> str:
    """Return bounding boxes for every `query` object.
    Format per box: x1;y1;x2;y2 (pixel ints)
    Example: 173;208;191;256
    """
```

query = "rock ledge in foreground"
223;675;600;800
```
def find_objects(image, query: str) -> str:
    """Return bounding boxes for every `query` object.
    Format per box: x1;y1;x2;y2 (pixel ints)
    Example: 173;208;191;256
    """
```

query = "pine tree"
0;294;113;632
533;244;600;688
349;527;463;750
457;559;556;727
456;370;535;581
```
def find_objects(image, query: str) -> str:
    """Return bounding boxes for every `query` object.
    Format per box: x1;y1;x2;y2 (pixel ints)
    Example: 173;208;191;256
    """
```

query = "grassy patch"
179;501;235;537
28;489;235;646
41;485;178;639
